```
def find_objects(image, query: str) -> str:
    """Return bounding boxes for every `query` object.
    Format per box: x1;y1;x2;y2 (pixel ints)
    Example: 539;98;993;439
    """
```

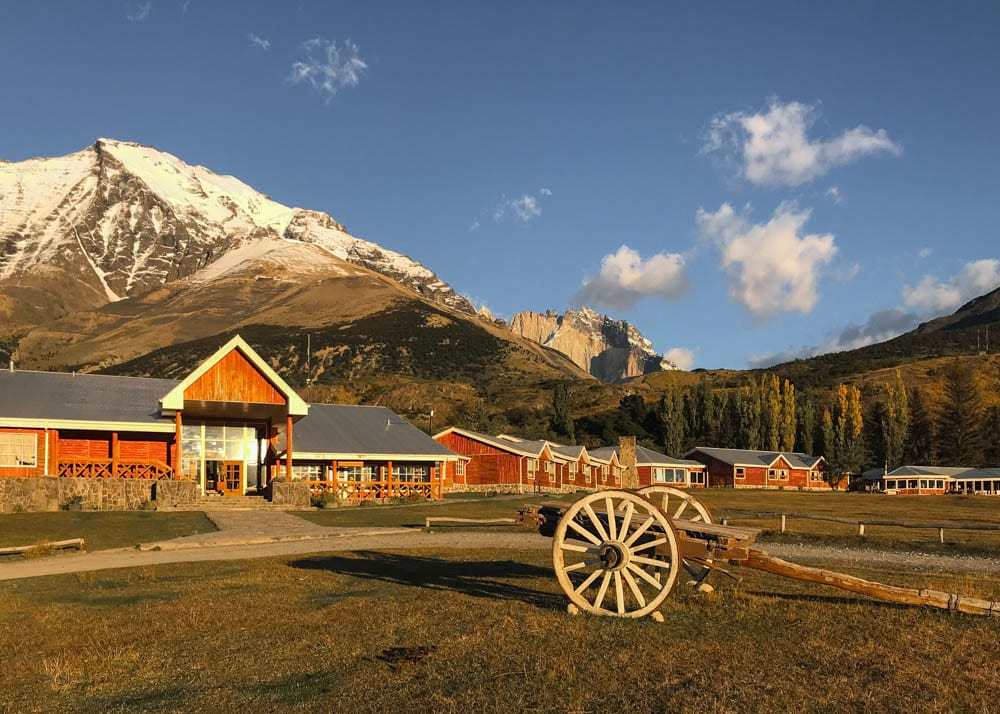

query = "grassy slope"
0;548;997;712
0;512;216;552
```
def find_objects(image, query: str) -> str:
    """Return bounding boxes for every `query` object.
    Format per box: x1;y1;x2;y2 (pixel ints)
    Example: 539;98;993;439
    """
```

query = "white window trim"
735;467;745;480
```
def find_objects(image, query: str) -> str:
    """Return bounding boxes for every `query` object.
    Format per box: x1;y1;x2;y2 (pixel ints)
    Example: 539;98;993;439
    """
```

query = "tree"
876;370;910;471
983;406;1000;467
551;383;575;443
820;407;835;464
780;379;797;452
657;389;687;456
797;392;816;455
937;364;985;465
761;374;783;451
737;381;762;450
905;387;937;465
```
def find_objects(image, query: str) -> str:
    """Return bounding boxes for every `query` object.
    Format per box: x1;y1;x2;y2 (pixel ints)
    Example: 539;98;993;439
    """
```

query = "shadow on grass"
742;589;909;611
290;551;563;610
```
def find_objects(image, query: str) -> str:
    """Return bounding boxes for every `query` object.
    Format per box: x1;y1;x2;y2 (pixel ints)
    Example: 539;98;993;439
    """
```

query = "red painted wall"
435;432;524;487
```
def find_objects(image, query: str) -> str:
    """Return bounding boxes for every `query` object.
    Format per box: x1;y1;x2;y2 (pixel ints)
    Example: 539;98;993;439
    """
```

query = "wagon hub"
599;542;629;571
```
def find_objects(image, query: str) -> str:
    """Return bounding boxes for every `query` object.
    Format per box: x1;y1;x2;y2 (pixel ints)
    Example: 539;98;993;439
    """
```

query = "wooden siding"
435;432;524;487
689;449;841;490
184;349;286;405
0;428;173;477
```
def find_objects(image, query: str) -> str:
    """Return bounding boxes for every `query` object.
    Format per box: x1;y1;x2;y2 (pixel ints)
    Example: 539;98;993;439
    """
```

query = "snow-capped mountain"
0;139;472;330
509;307;680;382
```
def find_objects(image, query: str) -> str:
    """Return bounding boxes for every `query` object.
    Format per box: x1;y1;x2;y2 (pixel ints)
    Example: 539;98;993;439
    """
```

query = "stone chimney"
619;435;638;489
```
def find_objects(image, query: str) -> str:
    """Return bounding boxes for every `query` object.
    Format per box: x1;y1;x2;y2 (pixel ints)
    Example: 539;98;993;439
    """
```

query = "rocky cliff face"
509;307;678;382
0;139;473;333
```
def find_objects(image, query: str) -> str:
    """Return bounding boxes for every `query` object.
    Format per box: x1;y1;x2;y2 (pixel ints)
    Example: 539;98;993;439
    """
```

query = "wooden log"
780;514;786;533
425;517;518;529
0;538;86;556
744;549;1000;617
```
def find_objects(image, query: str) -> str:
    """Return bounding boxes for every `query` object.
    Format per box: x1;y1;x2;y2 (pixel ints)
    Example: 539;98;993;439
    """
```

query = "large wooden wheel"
552;490;680;619
638;485;712;524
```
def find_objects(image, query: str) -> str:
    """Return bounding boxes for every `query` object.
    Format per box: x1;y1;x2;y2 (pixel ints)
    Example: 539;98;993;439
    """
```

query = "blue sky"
2;1;999;369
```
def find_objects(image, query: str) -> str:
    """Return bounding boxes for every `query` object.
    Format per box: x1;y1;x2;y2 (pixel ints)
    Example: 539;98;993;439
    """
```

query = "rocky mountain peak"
509;307;679;382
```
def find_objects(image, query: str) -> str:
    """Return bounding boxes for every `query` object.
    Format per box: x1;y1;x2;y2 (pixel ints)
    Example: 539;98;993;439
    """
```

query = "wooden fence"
718;509;1000;544
57;458;173;480
302;479;439;502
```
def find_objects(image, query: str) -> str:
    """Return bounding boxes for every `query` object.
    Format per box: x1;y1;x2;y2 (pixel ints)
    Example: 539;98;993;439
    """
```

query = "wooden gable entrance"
183;349;286;406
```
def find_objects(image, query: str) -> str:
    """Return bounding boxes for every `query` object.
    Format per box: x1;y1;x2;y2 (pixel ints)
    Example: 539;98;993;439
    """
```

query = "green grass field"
0;548;997;712
0;511;216;552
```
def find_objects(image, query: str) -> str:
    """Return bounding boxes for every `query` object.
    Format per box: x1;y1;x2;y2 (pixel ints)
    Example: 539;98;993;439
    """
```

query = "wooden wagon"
522;488;1000;620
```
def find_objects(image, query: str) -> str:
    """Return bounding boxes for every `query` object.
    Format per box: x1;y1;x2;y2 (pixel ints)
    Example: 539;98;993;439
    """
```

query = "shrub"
310;492;340;509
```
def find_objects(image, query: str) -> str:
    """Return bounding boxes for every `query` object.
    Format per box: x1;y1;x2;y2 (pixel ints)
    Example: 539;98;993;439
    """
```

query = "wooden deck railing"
57;458;173;480
303;479;437;502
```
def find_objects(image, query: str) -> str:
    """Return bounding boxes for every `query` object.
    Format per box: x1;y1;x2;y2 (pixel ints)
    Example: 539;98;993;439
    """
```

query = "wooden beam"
111;431;119;478
387;460;393;500
285;414;293;481
174;411;183;480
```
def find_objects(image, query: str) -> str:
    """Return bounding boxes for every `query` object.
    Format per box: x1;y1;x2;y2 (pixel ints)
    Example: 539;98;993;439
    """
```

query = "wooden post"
858;522;866;537
111;432;119;478
387;460;394;500
174;411;182;480
780;514;786;533
722;518;728;526
285;414;294;481
939;527;945;544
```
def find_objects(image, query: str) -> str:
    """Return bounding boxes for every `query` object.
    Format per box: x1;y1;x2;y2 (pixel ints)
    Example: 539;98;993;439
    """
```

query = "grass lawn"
300;489;1000;555
0;547;997;712
0;511;216;552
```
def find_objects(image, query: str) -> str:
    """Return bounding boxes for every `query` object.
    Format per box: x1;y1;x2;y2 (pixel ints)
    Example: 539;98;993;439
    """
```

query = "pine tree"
820;407;836;484
737;381;762;449
938;364;985;465
982;406;1000;467
844;385;866;475
905;387;937;465
551;383;575;443
761;374;782;451
780;379;797;451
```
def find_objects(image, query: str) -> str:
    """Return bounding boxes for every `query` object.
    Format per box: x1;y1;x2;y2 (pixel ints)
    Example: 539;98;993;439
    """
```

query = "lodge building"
862;465;1000;496
684;447;837;490
0;336;459;510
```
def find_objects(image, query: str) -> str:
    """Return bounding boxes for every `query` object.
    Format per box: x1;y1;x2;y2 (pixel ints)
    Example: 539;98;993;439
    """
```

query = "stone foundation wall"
153;480;200;508
0;477;155;513
446;484;586;496
270;481;311;508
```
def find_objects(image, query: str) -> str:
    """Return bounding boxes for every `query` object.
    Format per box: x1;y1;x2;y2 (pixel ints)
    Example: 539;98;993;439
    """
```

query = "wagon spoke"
630;537;667;553
622;569;646;608
567;519;602;546
691;514;703;522
631;554;673;569
573;568;605;594
623;516;655;547
593;571;613;610
618;502;635;540
564;558;601;573
613;571;625;615
627;562;663;589
605;497;617;540
673;501;688;519
583;504;609;541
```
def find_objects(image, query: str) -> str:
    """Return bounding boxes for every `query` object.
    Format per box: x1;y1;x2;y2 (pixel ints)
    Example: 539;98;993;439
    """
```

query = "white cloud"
826;186;844;204
126;1;152;22
181;0;190;13
902;259;1000;314
703;99;901;187
468;220;480;232
288;38;367;104
248;33;271;50
833;261;861;283
490;190;551;224
574;244;688;310
663;347;695;371
918;247;933;259
696;202;837;318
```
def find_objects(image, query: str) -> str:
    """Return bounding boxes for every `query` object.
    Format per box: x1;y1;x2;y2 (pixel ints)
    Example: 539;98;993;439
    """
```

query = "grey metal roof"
291;404;455;457
550;444;586;460
888;465;973;478
953;468;1000;480
0;369;177;425
590;445;703;467
687;447;822;469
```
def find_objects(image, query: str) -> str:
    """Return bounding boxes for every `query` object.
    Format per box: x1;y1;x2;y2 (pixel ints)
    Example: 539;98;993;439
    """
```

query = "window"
809;470;822;481
613;467;622;483
653;467;685;484
936;480;944;489
583;465;591;482
456;461;466;476
735;467;745;479
545;461;556;475
0;433;37;467
527;459;538;473
338;465;373;482
690;471;705;485
568;462;577;481
395;464;430;483
292;464;323;481
768;469;789;481
908;479;918;489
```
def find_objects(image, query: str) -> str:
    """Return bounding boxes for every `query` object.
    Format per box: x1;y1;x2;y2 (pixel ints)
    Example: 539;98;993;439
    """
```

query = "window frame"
0;432;37;468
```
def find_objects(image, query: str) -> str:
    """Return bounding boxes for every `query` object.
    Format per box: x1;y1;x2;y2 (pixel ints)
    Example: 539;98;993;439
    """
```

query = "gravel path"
1;529;998;582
